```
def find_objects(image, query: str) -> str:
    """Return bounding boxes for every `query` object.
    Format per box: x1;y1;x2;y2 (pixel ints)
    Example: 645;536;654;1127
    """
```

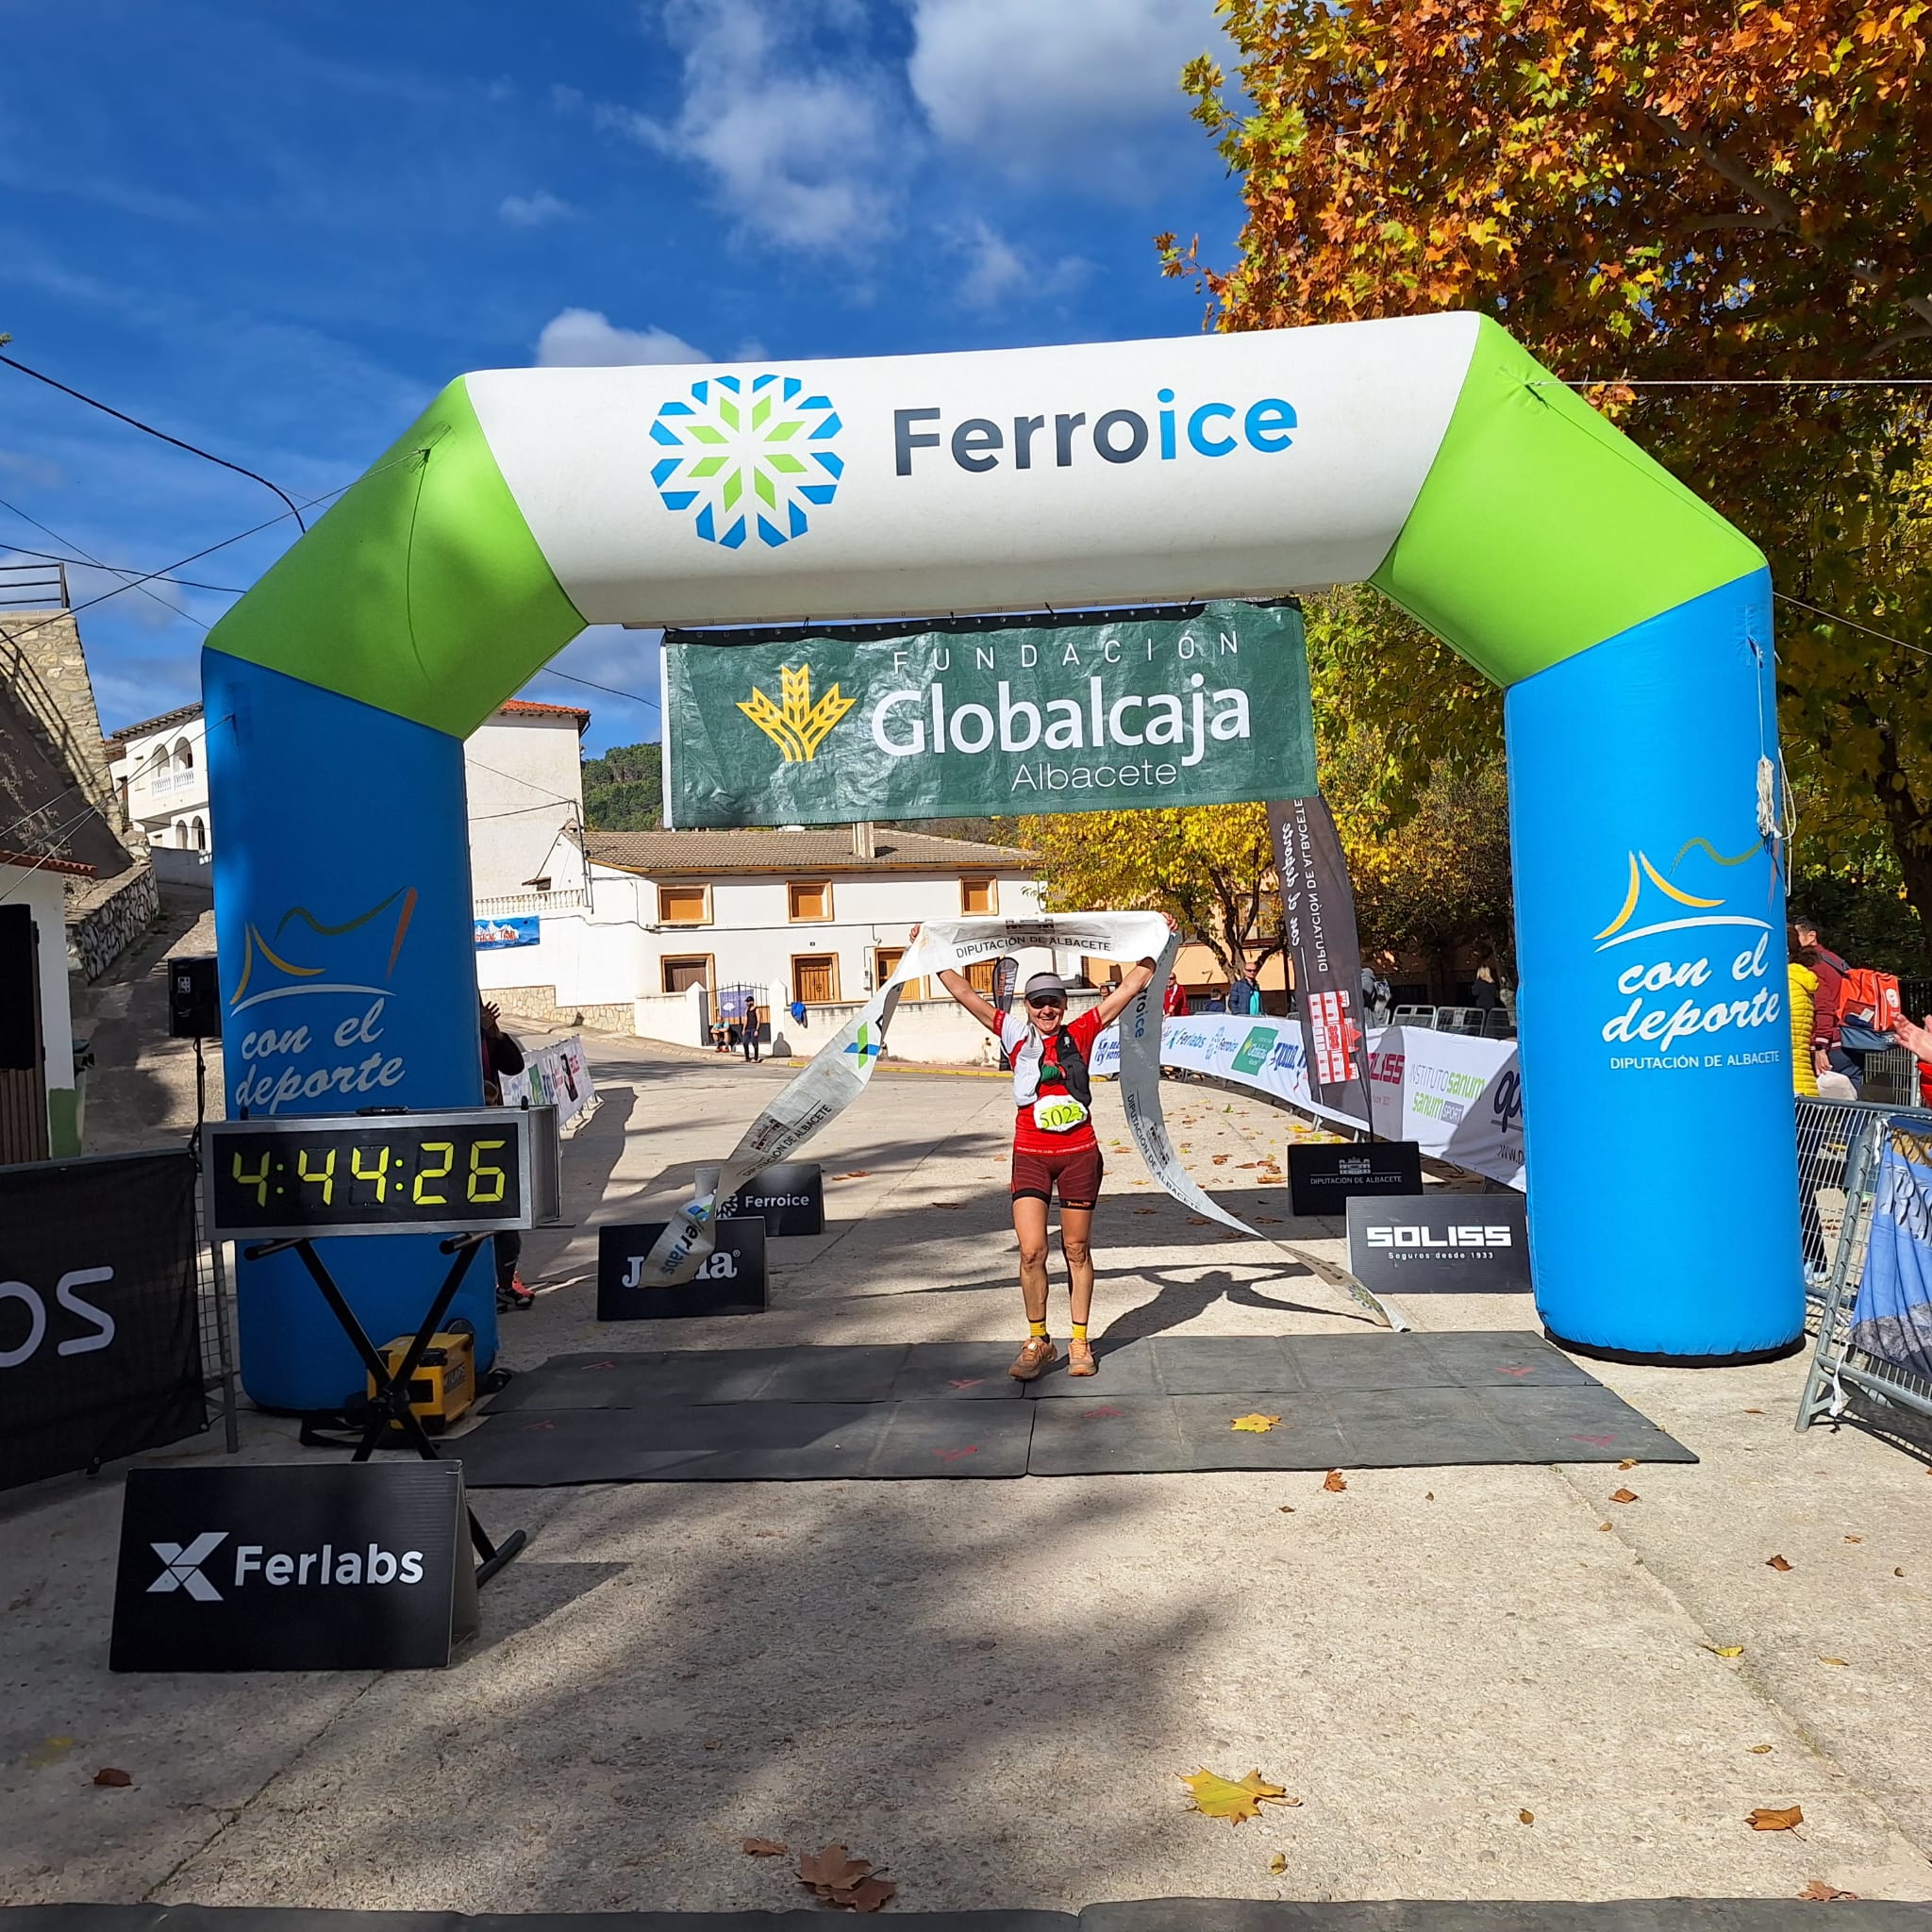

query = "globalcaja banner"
660;600;1316;826
1091;1017;1524;1191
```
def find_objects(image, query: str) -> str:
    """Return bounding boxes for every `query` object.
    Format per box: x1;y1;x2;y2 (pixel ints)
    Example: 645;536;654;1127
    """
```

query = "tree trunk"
1874;724;1932;973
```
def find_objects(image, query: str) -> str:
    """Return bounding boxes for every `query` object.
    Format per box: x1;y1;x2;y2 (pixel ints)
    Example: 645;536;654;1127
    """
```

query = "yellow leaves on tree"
1180;1767;1299;1823
1159;0;1932;955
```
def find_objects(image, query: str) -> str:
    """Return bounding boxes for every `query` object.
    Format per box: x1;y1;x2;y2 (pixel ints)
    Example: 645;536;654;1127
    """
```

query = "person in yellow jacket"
1789;929;1821;1098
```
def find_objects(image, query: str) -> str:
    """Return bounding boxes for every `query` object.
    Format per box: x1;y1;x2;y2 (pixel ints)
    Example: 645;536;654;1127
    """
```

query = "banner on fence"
1091;1017;1524;1190
499;1034;595;1131
1853;1121;1932;1379
1;1147;205;1491
662;601;1316;826
475;916;540;950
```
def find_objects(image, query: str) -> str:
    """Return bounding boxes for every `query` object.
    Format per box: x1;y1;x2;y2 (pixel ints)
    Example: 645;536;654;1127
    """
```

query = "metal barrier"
1797;1103;1932;1437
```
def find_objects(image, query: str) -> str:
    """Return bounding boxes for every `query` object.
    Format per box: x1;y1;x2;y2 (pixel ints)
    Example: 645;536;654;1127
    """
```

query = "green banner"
662;600;1315;826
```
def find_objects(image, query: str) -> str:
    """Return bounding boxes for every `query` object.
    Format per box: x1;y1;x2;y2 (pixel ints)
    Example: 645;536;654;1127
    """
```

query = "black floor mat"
452;1334;1695;1484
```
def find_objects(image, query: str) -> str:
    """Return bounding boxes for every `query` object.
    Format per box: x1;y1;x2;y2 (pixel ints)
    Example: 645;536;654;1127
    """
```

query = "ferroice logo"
739;662;854;762
148;1532;228;1601
651;375;842;550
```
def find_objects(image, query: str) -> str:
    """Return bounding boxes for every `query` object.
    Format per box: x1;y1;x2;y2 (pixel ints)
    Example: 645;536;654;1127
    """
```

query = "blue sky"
0;0;1242;755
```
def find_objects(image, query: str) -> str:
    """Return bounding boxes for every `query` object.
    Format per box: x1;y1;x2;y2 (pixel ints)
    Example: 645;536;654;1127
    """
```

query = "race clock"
204;1108;531;1241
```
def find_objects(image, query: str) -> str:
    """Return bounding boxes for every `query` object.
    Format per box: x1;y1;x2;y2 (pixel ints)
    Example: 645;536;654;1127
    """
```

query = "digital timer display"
205;1110;531;1240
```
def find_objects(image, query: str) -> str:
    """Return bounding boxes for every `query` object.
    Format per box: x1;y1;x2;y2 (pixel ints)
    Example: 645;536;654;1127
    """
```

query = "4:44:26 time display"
227;1135;508;1208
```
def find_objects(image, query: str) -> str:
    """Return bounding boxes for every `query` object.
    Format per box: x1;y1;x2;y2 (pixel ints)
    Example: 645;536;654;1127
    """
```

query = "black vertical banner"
1268;796;1374;1131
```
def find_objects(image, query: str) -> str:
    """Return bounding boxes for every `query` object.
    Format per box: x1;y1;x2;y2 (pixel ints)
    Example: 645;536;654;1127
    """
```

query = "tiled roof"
496;699;591;730
587;828;1037;876
0;847;95;877
103;701;202;753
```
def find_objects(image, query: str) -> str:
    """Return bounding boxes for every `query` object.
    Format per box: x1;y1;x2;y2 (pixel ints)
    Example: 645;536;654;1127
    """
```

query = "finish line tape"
635;912;1401;1330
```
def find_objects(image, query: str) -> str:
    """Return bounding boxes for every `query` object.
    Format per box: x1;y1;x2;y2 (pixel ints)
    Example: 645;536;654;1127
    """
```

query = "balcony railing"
473;887;592;918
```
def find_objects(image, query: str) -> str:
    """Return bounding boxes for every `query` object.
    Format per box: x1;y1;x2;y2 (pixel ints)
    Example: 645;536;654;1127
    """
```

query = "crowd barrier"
1797;1100;1932;1439
499;1034;596;1134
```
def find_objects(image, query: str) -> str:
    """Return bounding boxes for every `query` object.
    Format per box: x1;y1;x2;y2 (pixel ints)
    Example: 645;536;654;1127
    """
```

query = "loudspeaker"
168;955;221;1040
0;903;40;1070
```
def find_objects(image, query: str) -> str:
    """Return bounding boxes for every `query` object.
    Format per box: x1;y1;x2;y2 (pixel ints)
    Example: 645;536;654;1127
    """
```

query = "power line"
533;666;662;714
0;350;306;530
0;496;210;633
1532;377;1932;390
0;540;245;596
1775;591;1931;660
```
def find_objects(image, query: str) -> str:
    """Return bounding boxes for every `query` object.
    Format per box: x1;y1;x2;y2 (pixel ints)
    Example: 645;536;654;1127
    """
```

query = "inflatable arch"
204;311;1800;1407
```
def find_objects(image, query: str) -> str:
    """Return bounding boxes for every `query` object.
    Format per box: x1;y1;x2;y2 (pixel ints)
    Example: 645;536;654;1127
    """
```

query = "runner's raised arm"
910;923;1002;1032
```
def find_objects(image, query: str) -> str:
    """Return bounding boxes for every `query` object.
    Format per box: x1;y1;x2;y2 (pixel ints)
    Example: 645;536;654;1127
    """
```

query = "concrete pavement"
4;1031;1929;1912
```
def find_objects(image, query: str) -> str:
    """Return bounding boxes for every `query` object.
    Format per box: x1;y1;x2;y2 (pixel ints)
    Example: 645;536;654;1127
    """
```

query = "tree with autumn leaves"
1158;0;1932;963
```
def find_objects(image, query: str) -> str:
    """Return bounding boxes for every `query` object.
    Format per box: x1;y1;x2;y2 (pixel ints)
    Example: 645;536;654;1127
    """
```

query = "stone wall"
69;863;160;981
489;984;636;1036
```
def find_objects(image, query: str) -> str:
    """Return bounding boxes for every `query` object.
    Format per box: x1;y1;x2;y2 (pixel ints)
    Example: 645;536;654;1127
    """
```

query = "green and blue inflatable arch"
204;312;1799;1406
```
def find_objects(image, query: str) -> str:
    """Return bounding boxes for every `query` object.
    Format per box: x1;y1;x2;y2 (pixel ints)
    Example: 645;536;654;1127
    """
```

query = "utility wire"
1774;591;1932;660
0;350;306;530
0;495;210;632
533;666;662;714
1532;377;1932;389
0;539;245;596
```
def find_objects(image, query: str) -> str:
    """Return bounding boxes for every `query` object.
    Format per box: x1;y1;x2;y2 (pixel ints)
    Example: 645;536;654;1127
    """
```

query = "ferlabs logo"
147;1532;227;1602
650;374;843;550
739;662;854;763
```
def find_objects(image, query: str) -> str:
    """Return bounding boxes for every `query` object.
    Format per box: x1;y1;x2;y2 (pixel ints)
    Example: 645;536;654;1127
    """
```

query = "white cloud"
908;0;1219;196
612;0;908;253
952;220;1091;310
499;190;578;228
534;308;710;367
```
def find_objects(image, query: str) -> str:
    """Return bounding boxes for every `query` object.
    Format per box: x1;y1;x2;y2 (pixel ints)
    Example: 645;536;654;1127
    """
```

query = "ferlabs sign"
661;601;1316;826
110;1462;477;1670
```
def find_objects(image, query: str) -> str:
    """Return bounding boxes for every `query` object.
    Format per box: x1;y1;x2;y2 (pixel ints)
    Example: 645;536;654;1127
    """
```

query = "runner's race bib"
1032;1096;1091;1134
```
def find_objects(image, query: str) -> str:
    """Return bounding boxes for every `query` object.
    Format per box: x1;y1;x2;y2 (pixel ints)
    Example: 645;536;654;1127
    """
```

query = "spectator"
480;1002;534;1312
1788;927;1823;1099
1470;962;1503;1013
741;1003;762;1062
1790;908;1860;1094
1162;975;1191;1018
1226;970;1257;1014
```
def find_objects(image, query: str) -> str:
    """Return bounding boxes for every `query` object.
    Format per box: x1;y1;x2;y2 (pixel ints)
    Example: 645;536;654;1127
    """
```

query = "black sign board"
1287;1139;1423;1218
110;1461;477;1671
1;1147;205;1491
1345;1192;1532;1294
692;1161;824;1238
598;1217;768;1320
204;1108;531;1241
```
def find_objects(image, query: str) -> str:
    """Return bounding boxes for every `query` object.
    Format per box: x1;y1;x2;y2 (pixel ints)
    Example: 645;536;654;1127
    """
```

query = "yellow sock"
1029;1319;1049;1339
1072;1322;1089;1341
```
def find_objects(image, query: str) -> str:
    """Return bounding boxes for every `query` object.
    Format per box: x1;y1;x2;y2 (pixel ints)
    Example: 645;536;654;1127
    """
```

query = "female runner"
913;924;1168;1378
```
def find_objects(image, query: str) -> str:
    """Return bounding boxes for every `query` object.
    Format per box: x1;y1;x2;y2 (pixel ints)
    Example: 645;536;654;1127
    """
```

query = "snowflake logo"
649;375;843;550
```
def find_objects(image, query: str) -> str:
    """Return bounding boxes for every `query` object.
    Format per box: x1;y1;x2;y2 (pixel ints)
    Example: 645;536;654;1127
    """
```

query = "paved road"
5;1030;1930;1912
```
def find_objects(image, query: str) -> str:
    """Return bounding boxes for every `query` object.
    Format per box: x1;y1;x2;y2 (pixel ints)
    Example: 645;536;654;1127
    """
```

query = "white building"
463;699;591;901
475;823;1061;1062
104;704;209;855
0;847;92;1159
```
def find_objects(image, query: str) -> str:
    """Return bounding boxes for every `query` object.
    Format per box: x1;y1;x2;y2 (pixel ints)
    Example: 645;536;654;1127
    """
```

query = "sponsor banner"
633;913;1400;1329
1136;1017;1524;1191
662;602;1315;826
599;1218;768;1319
693;1161;824;1238
1268;795;1374;1125
2;1148;205;1492
1346;1193;1532;1294
499;1035;595;1131
1289;1141;1424;1219
474;915;540;950
1851;1121;1932;1378
110;1462;475;1671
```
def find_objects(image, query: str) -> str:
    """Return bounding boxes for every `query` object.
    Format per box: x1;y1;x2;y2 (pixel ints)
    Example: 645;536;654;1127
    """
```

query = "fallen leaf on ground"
1798;1880;1858;1901
928;1202;964;1210
1519;1810;1534;1825
1231;1413;1281;1433
837;1876;897;1912
1744;1407;1764;1414
1212;1155;1230;1165
830;1171;872;1180
1277;1505;1296;1513
1819;1657;1849;1667
92;1769;132;1788
1705;1645;1745;1658
1597;1522;1612;1531
1180;1768;1296;1824
742;1839;788;1857
1424;1491;1434;1502
1322;1470;1347;1492
1748;1807;1805;1831
1844;1534;1862;1543
26;1737;74;1768
1767;1555;1794;1572
1133;1208;1159;1216
1186;1215;1209;1224
1748;1745;1774;1754
1896;1568;1906;1577
1267;1854;1288;1874
797;1843;895;1909
1610;1488;1639;1505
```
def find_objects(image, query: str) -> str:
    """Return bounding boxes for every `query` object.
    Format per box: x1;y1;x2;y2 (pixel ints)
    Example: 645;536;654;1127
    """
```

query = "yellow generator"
369;1330;476;1434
